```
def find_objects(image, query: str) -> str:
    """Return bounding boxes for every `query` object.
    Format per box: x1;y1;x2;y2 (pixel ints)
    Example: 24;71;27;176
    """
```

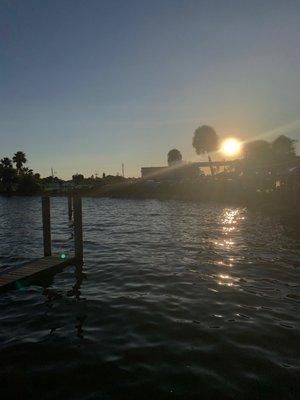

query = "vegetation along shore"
1;127;299;228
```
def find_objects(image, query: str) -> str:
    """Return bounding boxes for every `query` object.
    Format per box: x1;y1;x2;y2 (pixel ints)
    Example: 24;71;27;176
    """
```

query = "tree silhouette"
16;172;40;194
21;167;33;175
243;140;271;162
167;149;182;166
13;151;27;173
192;125;219;175
0;157;15;193
72;173;84;184
0;153;42;194
1;157;13;168
272;135;296;161
192;126;219;155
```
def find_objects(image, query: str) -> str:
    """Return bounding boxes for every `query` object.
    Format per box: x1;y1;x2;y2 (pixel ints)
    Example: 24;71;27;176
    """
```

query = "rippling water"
0;196;299;399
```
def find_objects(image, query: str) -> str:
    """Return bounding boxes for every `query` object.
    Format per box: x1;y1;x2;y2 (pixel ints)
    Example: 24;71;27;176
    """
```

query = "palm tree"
192;125;219;175
167;149;182;166
21;167;33;175
1;157;13;168
13;151;27;173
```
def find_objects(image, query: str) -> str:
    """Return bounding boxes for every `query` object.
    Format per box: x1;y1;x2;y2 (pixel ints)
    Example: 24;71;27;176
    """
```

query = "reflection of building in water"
141;164;200;180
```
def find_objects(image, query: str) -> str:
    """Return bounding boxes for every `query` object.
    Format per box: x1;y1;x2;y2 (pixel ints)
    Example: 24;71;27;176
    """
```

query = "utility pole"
122;163;125;177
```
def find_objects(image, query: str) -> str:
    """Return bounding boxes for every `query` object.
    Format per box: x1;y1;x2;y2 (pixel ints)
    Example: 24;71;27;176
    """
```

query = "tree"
0;157;15;193
1;157;13;168
192;126;219;155
72;173;84;184
167;149;182;166
16;173;41;194
192;125;219;175
12;151;27;173
243;140;272;163
272;135;296;161
0;153;41;194
21;167;33;175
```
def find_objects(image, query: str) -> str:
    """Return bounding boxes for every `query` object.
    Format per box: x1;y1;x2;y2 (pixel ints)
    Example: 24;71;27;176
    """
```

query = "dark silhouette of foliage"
0;157;16;193
192;126;219;155
21;167;33;175
16;173;40;194
192;125;219;175
42;175;62;184
243;140;272;163
13;151;27;173
1;157;13;168
243;136;296;166
272;135;296;160
242;136;297;184
0;153;41;194
104;174;126;183
72;173;85;184
167;149;182;166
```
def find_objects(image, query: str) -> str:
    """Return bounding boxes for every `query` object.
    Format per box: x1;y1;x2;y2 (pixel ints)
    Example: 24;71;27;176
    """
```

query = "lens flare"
221;138;241;156
59;253;67;260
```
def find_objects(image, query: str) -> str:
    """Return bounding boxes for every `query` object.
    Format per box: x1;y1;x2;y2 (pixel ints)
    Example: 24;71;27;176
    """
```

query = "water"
0;196;299;399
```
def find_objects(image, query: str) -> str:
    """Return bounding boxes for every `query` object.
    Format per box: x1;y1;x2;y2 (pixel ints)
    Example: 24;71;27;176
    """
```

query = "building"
141;164;200;180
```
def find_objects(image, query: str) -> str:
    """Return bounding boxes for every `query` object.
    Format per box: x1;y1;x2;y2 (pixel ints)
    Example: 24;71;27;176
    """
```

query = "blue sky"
1;0;300;178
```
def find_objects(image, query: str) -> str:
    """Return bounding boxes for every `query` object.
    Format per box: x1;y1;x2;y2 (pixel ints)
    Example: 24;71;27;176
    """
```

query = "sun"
221;138;241;156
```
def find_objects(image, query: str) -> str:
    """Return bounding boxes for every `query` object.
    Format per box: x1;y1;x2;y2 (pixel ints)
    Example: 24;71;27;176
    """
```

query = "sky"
1;0;300;178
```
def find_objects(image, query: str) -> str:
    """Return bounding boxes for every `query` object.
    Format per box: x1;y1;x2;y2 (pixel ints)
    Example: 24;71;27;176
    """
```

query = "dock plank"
0;255;76;292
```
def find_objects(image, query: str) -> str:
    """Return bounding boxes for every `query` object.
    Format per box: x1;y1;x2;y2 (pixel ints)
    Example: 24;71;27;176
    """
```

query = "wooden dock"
0;195;83;293
0;255;76;292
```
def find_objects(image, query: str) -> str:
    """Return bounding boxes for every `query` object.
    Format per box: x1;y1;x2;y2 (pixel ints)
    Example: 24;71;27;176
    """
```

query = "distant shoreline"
1;179;299;231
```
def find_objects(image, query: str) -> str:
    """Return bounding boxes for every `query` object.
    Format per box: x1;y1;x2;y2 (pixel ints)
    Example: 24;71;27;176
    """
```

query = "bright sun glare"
221;138;241;156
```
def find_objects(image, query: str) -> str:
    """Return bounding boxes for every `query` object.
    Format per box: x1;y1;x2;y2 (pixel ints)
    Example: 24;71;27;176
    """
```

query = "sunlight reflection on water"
0;197;299;399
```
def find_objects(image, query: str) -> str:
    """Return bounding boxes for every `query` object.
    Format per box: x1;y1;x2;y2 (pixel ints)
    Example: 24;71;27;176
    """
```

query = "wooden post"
208;155;215;176
73;196;83;262
42;196;51;257
68;194;73;220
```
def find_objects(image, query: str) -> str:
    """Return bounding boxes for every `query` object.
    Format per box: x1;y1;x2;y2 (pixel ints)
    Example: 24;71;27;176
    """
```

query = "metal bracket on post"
73;196;83;262
42;196;51;257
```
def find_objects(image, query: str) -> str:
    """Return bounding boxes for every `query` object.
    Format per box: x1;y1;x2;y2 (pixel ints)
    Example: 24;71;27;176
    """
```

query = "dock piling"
0;195;84;292
68;194;73;220
42;196;51;256
73;196;83;262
